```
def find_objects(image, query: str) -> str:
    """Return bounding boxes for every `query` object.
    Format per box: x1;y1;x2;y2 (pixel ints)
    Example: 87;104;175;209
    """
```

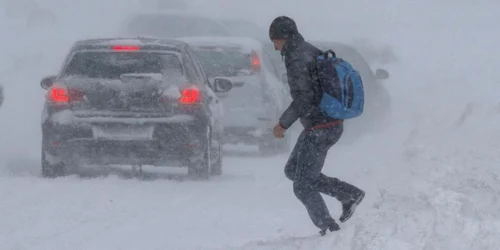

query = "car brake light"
48;86;84;103
49;86;69;103
251;51;261;72
180;87;201;104
112;45;140;51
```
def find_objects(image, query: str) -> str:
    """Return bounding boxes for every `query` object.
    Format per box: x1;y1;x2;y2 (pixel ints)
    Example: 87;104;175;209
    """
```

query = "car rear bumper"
43;111;206;166
54;139;199;166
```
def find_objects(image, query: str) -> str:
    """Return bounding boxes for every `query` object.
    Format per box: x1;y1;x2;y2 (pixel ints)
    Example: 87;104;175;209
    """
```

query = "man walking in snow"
269;16;365;235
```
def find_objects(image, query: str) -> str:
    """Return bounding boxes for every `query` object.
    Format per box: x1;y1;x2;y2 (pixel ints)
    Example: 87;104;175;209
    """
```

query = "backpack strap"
323;50;336;59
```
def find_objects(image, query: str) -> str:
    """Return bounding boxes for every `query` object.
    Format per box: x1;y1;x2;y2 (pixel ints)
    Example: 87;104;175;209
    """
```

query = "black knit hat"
269;16;299;40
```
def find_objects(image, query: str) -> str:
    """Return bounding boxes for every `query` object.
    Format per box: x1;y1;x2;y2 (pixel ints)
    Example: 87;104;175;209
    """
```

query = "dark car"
40;38;233;179
118;11;232;38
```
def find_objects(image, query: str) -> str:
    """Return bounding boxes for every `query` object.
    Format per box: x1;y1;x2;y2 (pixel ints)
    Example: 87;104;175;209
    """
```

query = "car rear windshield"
62;51;183;79
191;47;253;78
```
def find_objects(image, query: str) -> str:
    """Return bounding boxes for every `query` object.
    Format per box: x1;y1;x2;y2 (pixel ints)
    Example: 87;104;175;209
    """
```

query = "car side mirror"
282;73;288;84
40;75;56;90
213;78;233;93
374;69;389;80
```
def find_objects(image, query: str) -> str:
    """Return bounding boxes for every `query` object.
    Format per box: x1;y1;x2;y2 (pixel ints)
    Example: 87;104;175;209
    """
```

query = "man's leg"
283;131;303;181
292;129;339;231
316;174;365;203
315;174;365;222
306;126;365;223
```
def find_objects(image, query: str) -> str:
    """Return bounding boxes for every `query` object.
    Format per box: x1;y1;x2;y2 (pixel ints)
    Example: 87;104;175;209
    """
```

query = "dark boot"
319;220;340;236
339;190;365;223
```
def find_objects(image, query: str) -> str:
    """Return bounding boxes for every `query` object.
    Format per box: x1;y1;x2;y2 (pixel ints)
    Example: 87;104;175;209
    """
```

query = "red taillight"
250;51;261;72
49;86;69;103
180;87;201;104
48;86;84;103
112;45;140;51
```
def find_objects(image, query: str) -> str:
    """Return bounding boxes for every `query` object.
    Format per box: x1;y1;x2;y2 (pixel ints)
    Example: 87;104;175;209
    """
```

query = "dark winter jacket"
279;34;340;130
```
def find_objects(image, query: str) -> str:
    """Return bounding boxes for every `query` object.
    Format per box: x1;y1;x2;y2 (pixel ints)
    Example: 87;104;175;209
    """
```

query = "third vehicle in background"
219;18;269;42
117;10;231;38
178;36;292;155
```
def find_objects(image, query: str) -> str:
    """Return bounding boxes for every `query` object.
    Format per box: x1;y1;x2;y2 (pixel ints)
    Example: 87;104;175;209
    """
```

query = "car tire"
188;126;211;180
210;135;223;176
41;135;80;178
41;147;67;178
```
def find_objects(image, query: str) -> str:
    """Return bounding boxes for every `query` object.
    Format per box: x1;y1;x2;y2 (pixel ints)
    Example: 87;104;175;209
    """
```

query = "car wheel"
188;126;211;180
41;147;67;178
41;135;79;178
210;135;223;176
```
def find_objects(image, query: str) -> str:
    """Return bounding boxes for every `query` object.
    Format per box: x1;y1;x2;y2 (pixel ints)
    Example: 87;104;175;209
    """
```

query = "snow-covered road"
2;122;500;250
0;146;373;250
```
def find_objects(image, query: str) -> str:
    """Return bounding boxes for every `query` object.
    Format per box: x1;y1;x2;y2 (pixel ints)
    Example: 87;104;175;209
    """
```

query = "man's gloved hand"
273;123;286;139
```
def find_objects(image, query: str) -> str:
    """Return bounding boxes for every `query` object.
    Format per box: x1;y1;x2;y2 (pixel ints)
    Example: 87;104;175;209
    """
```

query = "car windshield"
62;51;183;79
125;14;230;38
191;47;253;78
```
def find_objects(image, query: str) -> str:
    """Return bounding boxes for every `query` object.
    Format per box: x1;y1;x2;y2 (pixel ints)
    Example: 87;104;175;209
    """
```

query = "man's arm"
279;55;316;129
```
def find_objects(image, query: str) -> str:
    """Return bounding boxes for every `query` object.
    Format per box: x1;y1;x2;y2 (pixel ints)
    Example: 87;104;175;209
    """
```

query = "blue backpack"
317;50;364;119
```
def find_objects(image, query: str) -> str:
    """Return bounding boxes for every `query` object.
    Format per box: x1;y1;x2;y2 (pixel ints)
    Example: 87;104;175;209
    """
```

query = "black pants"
284;124;363;229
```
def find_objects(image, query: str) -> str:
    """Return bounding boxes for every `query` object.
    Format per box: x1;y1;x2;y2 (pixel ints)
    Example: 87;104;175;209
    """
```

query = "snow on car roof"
97;39;146;46
74;37;187;48
177;36;263;53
